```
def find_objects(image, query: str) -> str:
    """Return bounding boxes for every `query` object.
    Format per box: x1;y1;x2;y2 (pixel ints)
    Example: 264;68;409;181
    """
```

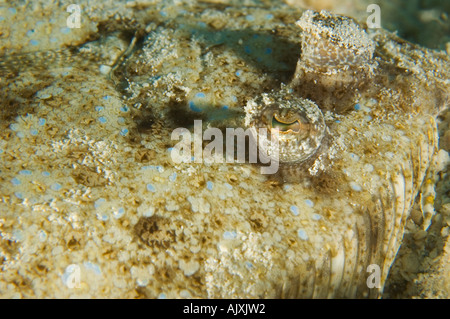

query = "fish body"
0;3;448;298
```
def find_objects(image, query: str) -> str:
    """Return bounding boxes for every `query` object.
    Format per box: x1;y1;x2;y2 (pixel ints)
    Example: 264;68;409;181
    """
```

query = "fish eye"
245;90;326;164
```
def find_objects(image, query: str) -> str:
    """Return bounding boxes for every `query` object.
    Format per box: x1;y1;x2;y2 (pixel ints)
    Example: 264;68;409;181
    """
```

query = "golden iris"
272;114;302;133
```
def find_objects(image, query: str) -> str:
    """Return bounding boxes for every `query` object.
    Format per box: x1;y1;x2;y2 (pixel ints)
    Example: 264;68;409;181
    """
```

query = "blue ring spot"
350;153;360;161
143;208;154;217
84;262;102;275
97;213;109;221
350;182;362;192
60;27;71;34
51;183;62;191
290;205;299;216
14;192;24;199
223;231;237;239
113;207;125;219
304;199;314;207
94;198;106;209
298;229;309;240
146;184;156;192
189;101;202;112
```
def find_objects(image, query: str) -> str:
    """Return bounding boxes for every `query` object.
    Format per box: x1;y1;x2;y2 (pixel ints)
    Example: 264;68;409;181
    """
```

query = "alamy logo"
67;4;81;29
170;120;280;174
62;264;81;289
366;264;381;289
366;4;381;28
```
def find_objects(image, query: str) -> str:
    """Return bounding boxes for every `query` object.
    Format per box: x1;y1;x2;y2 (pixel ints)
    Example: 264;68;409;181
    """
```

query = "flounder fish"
0;3;448;298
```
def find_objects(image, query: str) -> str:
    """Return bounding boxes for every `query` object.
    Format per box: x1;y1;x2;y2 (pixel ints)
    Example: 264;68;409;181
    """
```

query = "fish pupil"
272;115;301;132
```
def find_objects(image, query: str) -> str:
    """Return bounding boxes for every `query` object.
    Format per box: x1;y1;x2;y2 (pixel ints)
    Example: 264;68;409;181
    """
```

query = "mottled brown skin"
244;10;447;298
0;3;447;299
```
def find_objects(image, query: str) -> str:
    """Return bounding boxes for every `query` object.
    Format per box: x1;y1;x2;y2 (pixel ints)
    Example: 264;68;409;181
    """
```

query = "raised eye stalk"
245;88;327;165
295;9;376;74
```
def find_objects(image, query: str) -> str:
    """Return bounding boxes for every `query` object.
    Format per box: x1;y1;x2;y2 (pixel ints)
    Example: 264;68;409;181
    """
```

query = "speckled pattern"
0;0;449;298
